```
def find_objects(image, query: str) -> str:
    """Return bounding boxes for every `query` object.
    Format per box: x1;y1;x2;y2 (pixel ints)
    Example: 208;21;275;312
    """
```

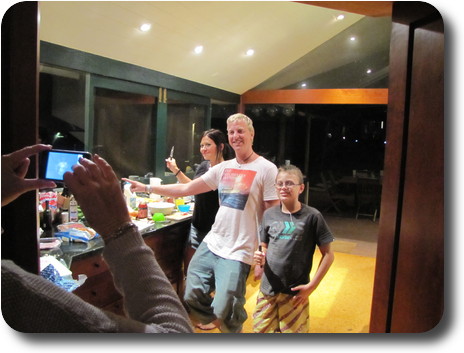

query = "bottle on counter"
61;211;69;224
59;187;70;224
69;196;79;222
137;202;148;219
60;186;71;211
52;208;62;231
41;200;54;238
124;183;137;209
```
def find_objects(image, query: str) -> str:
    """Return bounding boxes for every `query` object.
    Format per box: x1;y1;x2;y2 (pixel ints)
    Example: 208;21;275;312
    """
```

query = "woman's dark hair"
202;129;235;161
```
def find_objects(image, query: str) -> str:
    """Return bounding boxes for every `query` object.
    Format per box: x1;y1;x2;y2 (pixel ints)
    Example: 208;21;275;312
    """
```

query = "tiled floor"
323;213;379;258
308;187;380;258
191;211;379;333
193;214;378;333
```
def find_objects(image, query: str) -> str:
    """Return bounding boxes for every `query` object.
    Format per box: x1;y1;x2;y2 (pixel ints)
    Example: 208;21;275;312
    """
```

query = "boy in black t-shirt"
253;165;335;333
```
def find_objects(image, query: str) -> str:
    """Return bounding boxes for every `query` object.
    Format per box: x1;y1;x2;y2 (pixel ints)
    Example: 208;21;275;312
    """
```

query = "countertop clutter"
40;212;192;269
40;216;191;315
125;190;194;221
38;186;193;313
39;186;193;249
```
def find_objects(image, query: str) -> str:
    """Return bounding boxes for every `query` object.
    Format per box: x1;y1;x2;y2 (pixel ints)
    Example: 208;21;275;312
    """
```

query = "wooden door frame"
370;2;444;333
1;2;40;274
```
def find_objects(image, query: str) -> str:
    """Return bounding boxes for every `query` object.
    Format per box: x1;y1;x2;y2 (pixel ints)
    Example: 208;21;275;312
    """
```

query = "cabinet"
69;220;190;316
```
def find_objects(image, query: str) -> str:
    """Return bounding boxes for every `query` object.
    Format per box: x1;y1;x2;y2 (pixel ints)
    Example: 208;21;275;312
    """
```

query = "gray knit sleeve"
102;227;193;333
1;228;193;333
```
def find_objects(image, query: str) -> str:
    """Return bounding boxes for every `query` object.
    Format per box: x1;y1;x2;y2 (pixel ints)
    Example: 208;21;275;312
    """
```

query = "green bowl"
152;213;165;222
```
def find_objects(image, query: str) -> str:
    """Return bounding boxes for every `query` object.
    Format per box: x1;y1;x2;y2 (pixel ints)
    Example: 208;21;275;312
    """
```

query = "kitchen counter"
41;215;191;315
41;217;187;267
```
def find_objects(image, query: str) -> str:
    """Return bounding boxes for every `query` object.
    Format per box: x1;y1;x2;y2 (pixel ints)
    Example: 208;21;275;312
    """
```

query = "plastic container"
175;198;185;208
178;204;191;213
152;213;165;222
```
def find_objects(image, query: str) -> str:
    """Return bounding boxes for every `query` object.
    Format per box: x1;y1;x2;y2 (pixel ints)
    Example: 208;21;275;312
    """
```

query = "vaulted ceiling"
38;1;392;95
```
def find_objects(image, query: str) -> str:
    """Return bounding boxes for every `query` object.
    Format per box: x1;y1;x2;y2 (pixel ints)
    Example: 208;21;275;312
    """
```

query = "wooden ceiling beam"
297;1;393;17
241;88;389;105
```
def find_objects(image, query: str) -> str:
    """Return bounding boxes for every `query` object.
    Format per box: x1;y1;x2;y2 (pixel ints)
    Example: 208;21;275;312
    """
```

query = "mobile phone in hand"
40;149;91;182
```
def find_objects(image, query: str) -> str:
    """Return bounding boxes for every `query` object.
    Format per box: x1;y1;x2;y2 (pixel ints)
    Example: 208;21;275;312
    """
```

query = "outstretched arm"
122;176;211;198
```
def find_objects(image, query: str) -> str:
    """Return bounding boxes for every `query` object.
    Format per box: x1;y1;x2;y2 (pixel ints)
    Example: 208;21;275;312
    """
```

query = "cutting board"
165;212;192;221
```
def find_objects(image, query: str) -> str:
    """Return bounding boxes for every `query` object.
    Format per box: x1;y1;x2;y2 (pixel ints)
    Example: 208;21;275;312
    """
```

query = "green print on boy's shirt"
268;220;303;241
259;204;334;296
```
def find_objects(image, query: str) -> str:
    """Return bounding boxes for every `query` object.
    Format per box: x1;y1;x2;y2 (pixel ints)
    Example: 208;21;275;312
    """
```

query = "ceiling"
38;1;392;95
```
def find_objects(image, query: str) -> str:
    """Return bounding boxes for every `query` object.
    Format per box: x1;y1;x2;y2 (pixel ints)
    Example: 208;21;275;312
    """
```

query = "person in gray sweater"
1;144;193;333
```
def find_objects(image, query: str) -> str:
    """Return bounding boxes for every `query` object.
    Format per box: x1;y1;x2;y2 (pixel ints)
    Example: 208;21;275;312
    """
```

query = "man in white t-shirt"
187;114;279;332
124;113;279;332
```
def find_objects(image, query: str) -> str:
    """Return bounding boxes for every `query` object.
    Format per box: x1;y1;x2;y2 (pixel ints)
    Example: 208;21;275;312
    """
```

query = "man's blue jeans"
184;241;251;333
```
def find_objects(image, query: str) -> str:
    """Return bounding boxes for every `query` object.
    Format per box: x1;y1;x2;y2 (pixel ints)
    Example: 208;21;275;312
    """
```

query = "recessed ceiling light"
246;49;255;56
194;45;204;54
350;36;356;41
366;69;372;74
140;23;151;32
336;14;345;21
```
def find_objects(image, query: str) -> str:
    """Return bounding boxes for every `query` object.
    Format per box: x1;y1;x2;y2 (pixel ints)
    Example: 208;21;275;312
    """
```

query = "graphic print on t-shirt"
268;220;302;241
219;168;257;210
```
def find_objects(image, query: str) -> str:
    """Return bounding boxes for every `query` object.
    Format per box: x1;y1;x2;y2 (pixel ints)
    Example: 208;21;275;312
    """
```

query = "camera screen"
45;151;86;181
